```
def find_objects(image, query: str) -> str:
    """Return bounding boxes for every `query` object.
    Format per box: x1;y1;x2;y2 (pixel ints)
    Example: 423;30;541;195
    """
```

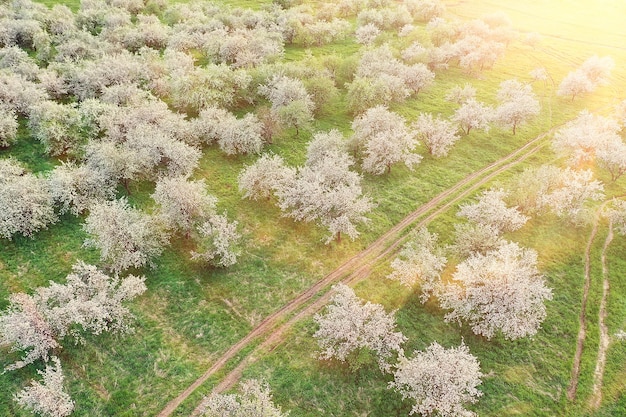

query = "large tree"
276;146;373;244
83;198;169;273
351;105;421;174
0;262;146;371
389;342;483;417
314;284;406;372
412;112;460;157
439;242;553;340
0;159;57;240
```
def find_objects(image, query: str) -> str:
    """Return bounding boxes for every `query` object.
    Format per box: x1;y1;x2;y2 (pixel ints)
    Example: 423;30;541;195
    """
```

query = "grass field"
1;0;626;415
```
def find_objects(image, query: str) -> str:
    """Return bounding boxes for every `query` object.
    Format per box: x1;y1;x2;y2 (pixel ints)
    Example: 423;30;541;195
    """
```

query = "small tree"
355;23;380;45
580;55;614;85
276;99;313;136
200;379;288;417
351;105;421;174
190;213;241;268
83;198;169;273
387;228;447;302
0;159;57;240
389;342;482;417
445;84;476;105
439;242;553;340
449;222;504;259
597;140;626;181
607;200;626;235
28;101;85;158
457;188;529;233
0;293;59;371
494;79;540;134
314;284;406;372
0;105;18;147
538;168;604;222
412;112;460;157
557;70;593;101
346;76;401;114
14;357;74;417
305;130;349;167
195;107;264;155
507;164;604;223
451;99;492;135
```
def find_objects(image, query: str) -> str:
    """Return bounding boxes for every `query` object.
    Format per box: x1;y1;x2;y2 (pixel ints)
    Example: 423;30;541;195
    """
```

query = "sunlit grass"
4;0;626;415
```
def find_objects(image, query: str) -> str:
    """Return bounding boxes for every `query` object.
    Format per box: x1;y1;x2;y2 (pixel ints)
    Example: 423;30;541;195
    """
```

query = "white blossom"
14;357;74;417
390;342;482;417
412;112;460;157
439;242;553;340
457;188;529;233
83;197;169;273
388;228;447;302
314;284;406;372
200;379;288;417
0;159;57;240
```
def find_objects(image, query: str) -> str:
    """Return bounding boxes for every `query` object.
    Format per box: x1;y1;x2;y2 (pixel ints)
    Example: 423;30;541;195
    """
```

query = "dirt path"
189;142;554;415
157;132;556;417
590;220;614;409
566;202;608;401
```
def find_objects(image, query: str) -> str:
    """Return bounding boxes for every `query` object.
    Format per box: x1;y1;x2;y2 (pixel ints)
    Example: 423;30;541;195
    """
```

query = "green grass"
3;0;626;415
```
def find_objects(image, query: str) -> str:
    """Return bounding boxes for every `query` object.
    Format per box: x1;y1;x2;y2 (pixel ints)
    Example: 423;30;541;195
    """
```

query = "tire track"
191;139;551;414
161;131;554;417
566;209;601;401
590;219;614;409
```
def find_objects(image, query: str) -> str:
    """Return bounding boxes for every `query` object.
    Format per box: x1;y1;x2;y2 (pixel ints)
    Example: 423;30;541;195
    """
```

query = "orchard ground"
1;0;626;416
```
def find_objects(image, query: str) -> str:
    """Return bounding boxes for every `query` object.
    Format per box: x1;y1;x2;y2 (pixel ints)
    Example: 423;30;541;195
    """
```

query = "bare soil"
590;220;614;409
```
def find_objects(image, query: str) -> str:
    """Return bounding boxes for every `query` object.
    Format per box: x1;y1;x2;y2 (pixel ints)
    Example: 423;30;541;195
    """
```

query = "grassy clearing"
2;0;625;415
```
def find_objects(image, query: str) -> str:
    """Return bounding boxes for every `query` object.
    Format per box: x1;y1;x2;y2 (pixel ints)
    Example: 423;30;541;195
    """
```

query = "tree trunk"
336;231;341;243
512;123;517;135
122;178;131;195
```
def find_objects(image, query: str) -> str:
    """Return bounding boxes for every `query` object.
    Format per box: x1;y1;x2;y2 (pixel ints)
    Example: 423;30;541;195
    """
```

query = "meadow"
1;0;626;416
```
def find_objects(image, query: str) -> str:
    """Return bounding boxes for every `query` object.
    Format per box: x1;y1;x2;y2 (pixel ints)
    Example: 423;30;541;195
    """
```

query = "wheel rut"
158;123;572;417
182;142;554;416
590;219;614;409
566;208;602;401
